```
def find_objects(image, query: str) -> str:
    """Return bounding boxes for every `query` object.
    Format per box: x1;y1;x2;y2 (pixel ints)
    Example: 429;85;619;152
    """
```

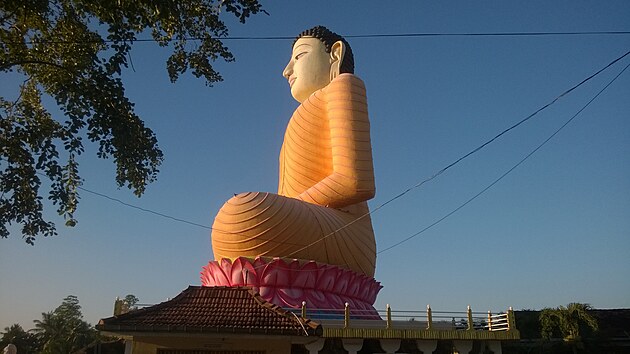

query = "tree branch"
0;60;71;72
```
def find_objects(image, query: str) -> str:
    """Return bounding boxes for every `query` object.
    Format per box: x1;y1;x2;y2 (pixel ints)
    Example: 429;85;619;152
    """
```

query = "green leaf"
1;0;265;244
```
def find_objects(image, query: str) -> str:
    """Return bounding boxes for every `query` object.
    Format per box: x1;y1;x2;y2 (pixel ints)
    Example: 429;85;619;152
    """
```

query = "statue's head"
283;26;355;102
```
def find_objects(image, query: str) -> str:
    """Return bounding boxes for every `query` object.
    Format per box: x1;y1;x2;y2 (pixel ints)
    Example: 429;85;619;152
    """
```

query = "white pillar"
380;339;401;353
416;340;438;353
486;341;502;354
342;339;364;354
124;340;133;354
303;338;326;354
453;340;473;354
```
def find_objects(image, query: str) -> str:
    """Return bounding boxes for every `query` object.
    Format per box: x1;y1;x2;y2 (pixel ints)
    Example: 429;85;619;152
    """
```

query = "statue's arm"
297;74;376;208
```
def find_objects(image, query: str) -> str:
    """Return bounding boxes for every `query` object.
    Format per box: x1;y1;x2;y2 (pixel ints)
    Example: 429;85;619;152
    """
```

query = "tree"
0;324;39;353
123;294;139;309
31;295;98;353
540;303;599;353
0;0;265;244
115;293;140;314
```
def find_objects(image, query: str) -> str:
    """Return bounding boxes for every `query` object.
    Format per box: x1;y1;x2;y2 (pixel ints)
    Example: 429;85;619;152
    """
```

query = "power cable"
2;49;628;257
9;31;630;45
378;60;630;254
0;158;216;231
226;31;630;40
285;49;630;258
76;187;212;230
211;53;629;272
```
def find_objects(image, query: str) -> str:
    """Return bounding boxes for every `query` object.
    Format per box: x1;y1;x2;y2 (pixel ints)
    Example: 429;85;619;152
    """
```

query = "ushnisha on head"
282;26;355;103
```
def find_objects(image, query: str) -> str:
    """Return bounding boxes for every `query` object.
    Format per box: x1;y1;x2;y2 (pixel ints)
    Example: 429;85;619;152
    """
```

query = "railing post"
508;306;516;331
301;301;307;318
426;304;433;330
386;304;392;329
487;311;493;331
467;305;474;331
344;302;350;329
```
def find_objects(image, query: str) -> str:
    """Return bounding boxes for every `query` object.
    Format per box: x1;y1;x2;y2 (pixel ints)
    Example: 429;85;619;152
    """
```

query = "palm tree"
32;297;97;354
1;324;39;353
32;311;73;353
540;303;599;353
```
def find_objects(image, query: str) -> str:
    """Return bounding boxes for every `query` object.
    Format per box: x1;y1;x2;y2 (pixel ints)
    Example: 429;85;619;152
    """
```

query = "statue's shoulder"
326;73;366;94
331;73;364;85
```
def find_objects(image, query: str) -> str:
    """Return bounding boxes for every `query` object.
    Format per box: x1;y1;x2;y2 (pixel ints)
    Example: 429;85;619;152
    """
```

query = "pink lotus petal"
220;257;233;271
240;259;258;286
332;269;351;294
277;287;304;305
200;265;211;286
308;291;329;309
292;261;318;289
253;257;267;270
346;276;361;297
200;257;381;316
203;262;230;286
230;258;246;285
317;266;337;292
258;286;273;299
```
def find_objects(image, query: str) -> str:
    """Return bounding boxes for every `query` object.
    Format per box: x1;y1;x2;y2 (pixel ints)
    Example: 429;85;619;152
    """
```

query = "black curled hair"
293;25;355;74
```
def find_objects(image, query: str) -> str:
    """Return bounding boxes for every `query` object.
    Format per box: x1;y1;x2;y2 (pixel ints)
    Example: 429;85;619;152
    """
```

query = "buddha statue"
210;26;377;278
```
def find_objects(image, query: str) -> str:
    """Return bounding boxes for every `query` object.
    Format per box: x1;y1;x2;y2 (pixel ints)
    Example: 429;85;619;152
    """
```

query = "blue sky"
1;1;629;329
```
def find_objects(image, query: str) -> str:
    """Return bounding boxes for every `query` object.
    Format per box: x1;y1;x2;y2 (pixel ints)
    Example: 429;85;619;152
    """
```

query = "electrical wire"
76;187;213;230
208;52;629;272
225;31;630;40
0;167;315;247
284;49;630;258
2;47;628;259
378;60;630;254
9;31;630;45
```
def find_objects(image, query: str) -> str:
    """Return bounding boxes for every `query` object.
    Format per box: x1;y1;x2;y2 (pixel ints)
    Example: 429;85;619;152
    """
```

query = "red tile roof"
97;286;320;336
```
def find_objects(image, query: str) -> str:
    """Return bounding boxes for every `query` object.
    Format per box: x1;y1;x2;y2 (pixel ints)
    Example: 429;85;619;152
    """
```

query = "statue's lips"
288;77;296;87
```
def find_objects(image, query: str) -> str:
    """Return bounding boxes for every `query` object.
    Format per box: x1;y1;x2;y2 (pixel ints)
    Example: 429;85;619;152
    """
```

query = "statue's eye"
295;52;307;60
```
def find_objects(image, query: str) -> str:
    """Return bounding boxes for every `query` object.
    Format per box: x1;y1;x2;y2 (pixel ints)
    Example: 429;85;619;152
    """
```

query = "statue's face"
283;37;331;103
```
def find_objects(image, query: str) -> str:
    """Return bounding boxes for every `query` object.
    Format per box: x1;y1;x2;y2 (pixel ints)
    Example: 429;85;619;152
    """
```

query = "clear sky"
1;1;629;330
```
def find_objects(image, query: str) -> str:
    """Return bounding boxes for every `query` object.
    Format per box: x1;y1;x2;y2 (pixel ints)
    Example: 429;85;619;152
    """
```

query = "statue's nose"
282;61;293;79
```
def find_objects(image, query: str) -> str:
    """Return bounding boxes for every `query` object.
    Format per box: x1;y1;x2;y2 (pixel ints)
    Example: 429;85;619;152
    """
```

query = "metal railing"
112;297;515;333
283;302;516;332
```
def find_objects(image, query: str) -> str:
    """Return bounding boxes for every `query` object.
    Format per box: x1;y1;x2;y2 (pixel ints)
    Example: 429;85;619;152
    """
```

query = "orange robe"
211;74;376;277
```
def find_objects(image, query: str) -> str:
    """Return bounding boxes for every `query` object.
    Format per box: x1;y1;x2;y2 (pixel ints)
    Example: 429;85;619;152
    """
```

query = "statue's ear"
329;40;346;80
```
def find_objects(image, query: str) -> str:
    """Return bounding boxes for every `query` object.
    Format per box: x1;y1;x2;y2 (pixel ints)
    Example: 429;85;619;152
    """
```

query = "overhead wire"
54;48;630;265
76;187;213;230
261;51;630;269
204;53;630;272
9;30;630;45
377;60;630;255
5;48;626;257
2;32;629;258
284;49;630;258
224;31;630;40
0;166;316;247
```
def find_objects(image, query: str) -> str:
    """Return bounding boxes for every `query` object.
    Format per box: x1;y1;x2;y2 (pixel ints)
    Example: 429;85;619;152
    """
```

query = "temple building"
97;286;519;354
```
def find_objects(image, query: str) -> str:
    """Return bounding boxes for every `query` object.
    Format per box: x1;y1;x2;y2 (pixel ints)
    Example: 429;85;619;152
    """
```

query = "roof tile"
97;286;320;336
